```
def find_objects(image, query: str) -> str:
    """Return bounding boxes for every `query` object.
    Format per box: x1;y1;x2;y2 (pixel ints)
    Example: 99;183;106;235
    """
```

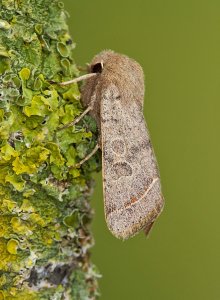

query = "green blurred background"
64;1;220;299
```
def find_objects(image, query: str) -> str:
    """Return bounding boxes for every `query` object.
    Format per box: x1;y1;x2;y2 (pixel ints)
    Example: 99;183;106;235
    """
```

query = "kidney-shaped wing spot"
111;161;133;181
101;83;164;239
111;139;126;155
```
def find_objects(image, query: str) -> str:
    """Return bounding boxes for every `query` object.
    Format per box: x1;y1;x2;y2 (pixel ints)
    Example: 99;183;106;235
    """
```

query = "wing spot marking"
111;161;132;180
111;139;125;155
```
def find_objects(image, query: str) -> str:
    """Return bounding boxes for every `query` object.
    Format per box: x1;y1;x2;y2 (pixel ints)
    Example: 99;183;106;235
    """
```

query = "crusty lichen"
0;0;101;299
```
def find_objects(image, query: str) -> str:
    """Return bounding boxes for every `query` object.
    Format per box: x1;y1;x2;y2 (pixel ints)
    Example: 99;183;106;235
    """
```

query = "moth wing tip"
106;198;165;240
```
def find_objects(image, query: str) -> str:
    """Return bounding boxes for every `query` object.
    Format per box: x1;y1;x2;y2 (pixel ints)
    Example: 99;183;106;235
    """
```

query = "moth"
60;50;164;239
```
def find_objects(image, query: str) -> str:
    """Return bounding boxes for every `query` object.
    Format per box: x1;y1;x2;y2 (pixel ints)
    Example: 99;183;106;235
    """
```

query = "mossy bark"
0;0;101;299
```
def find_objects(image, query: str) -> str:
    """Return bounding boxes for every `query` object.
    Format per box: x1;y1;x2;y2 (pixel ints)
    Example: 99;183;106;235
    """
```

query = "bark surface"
0;0;100;299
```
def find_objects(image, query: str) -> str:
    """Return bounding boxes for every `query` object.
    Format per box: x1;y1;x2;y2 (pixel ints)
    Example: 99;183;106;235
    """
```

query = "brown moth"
61;50;164;239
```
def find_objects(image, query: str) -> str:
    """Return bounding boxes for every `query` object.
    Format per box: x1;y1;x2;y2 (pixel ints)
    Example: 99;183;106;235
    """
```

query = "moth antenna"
59;73;97;86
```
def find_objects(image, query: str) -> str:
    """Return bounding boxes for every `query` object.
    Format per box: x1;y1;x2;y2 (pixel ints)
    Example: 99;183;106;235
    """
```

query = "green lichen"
0;0;101;298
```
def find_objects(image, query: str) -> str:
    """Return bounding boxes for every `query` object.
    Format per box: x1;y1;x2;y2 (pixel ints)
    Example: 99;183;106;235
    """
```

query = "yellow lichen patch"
19;68;31;80
54;231;61;241
12;275;24;288
22;189;36;198
12;157;36;175
2;199;17;213
69;168;80;178
23;250;37;268
20;199;35;213
42;232;53;245
8;287;16;297
0;226;7;239
0;291;5;300
53;223;61;241
25;257;35;268
0;186;6;196
7;239;19;255
5;288;38;300
0;275;7;288
46;142;65;166
33;129;47;142
12;146;50;175
0;217;11;238
10;217;32;236
0;239;17;271
0;167;9;185
5;174;25;191
0;144;18;161
28;213;46;227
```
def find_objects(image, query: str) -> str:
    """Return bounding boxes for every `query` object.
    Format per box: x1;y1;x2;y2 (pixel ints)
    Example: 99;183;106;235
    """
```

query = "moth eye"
91;62;103;73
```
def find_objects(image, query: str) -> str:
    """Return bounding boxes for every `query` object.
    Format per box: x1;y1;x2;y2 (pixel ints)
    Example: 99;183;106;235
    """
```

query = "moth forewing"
100;83;164;240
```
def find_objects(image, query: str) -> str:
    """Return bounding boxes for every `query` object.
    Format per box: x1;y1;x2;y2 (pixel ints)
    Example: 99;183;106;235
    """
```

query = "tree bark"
0;0;100;299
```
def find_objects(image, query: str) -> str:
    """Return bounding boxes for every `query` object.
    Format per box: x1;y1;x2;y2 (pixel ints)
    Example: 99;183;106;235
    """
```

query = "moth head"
89;50;116;74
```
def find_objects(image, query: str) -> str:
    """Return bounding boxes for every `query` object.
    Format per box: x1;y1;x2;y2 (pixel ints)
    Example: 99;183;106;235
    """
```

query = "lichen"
0;0;101;298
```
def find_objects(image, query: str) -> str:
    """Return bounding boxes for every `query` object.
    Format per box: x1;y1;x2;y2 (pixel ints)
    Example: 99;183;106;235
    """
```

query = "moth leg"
59;73;96;86
58;73;97;131
58;105;93;131
74;144;100;168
